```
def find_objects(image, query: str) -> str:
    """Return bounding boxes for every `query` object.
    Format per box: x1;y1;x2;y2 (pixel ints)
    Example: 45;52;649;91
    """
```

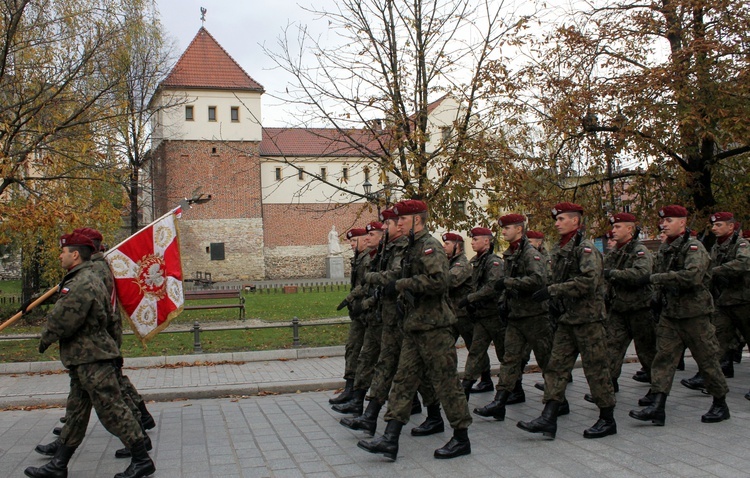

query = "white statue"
328;226;342;255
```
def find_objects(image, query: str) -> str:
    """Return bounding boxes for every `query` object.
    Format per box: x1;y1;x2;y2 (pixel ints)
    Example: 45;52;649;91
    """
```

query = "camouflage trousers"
606;307;657;380
60;361;144;448
651;315;729;397
352;320;384;391
384;327;472;429
496;314;552;392
344;319;367;380
453;315;490;376
713;303;750;356
464;316;505;380
544;322;616;409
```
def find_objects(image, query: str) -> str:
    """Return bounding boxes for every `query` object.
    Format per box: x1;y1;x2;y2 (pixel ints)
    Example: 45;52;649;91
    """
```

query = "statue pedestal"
326;256;345;279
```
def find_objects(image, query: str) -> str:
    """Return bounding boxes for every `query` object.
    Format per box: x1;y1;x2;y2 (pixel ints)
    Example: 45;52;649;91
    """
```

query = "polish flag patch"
60;287;70;295
689;245;698;251
493;261;501;266
740;243;747;247
637;251;645;256
424;248;434;255
534;256;541;261
583;247;592;253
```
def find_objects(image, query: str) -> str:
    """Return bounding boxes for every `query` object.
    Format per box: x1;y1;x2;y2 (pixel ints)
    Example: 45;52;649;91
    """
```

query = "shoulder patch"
453;262;463;267
533;255;541;261
740;242;747;248
424;248;434;255
583;247;592;253
689;245;698;251
492;261;500;266
637;251;645;256
60;287;70;295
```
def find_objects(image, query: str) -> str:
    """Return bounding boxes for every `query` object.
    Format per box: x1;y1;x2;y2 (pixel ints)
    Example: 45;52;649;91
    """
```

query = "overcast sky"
157;0;336;126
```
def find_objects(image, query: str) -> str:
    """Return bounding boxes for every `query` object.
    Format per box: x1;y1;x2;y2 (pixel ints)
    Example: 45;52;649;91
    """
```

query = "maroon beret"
366;221;384;232
379;208;397;222
346;228;367;239
73;227;103;242
498;214;526;227
59;233;95;250
710;212;733;223
609;212;637;224
658;205;688;218
442;232;464;242
469;227;493;237
551;202;584;218
605;229;614;239
526;230;544;239
393;199;427;216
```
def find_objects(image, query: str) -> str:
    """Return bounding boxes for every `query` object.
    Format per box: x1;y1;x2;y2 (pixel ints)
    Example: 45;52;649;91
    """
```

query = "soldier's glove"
350;302;363;316
458;298;470;309
336;300;349;311
633;275;651;286
38;340;50;354
383;281;398;299
712;274;730;288
17;298;34;315
603;269;612;280
532;287;551;302
114;356;124;369
494;280;506;292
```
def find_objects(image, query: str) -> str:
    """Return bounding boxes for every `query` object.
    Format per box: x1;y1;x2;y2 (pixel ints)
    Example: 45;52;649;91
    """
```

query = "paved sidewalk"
2;360;750;477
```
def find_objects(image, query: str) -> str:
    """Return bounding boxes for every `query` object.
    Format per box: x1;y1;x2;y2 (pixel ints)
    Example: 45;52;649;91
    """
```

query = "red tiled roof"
160;27;264;92
260;128;387;157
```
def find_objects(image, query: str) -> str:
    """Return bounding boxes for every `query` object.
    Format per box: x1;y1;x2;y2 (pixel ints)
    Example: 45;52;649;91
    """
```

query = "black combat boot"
638;389;656;407
34;438;62;457
584;393;594;403
434;427;471;459
745;389;750;401
24;443;76;478
629;392;666;426
612;379;619;393
721;355;734;378
137;401;156;431
680;373;704;390
733;343;744;363
471;370;494;393
114;438;156;478
676;353;685;371
331;389;366;414
411;393;422;415
534;382;545;391
583;407;617;438
329;378;355;404
516;400;560;439
632;368;650;383
357;420;403;461
473;390;509;420
340;400;382;436
461;379;474;400
411;403;445;436
701;396;730;423
557;399;570;416
52;427;62;436
506;378;526;405
59;416;67;424
115;432;152;459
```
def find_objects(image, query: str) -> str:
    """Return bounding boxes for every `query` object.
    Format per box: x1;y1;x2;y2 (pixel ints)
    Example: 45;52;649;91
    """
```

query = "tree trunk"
129;168;139;234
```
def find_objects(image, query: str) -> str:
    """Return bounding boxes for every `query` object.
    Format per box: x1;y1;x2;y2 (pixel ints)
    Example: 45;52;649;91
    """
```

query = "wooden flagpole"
0;286;59;332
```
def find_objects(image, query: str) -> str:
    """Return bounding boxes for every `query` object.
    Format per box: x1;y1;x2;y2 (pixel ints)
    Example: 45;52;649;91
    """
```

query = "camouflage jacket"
40;261;120;368
345;248;374;321
548;237;606;325
502;239;547;319
467;249;504;319
709;236;750;307
447;252;473;319
604;240;653;313
91;252;121;348
651;234;713;319
395;230;456;332
364;236;408;326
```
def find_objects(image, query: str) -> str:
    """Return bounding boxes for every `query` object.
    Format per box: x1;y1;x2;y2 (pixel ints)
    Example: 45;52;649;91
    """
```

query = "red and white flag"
105;207;184;342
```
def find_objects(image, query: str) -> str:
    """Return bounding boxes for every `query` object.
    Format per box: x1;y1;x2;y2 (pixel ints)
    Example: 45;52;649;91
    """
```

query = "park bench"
184;289;245;320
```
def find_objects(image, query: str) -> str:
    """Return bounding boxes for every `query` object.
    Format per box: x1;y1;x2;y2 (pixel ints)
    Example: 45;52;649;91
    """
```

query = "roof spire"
200;7;207;26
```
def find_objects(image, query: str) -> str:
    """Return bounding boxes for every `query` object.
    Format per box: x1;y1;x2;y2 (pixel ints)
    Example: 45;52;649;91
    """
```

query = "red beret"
526;230;544;239
498;214;526;227
365;221;384;232
59;233;95;250
605;229;614;239
709;212;733;223
469;227;493;237
73;227;103;242
346;228;367;239
442;232;464;242
609;213;637;224
393;199;427;216
658;205;688;218
379;208;397;222
551;202;584;218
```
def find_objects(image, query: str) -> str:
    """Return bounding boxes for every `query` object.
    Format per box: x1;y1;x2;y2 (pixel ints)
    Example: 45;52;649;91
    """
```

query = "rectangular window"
298;167;305;180
209;243;225;261
320;167;327;180
208;106;217;122
275;167;282;181
231;106;239;122
342;167;349;182
185;106;194;121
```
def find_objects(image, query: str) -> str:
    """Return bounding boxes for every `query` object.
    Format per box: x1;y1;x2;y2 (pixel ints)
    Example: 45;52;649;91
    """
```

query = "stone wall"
264;245;354;280
0;252;21;281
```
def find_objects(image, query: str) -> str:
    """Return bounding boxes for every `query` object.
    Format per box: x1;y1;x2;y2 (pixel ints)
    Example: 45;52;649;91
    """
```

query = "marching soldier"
24;232;154;478
358;199;472;461
474;214;554;421
520;202;617;440
629;205;730;426
330;227;370;406
459;227;505;398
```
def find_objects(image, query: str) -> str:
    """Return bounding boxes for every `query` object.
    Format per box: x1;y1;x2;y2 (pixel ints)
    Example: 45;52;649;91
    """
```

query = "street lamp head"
363;179;372;197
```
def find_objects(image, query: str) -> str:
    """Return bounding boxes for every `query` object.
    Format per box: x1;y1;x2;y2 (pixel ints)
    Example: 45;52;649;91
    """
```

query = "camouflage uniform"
496;238;551;392
544;237;616;409
650;235;728;397
604;240;656;381
40;261;144;448
350;248;383;392
343;249;371;381
447;252;485;369
463;249;505;381
709;235;750;360
383;230;472;429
